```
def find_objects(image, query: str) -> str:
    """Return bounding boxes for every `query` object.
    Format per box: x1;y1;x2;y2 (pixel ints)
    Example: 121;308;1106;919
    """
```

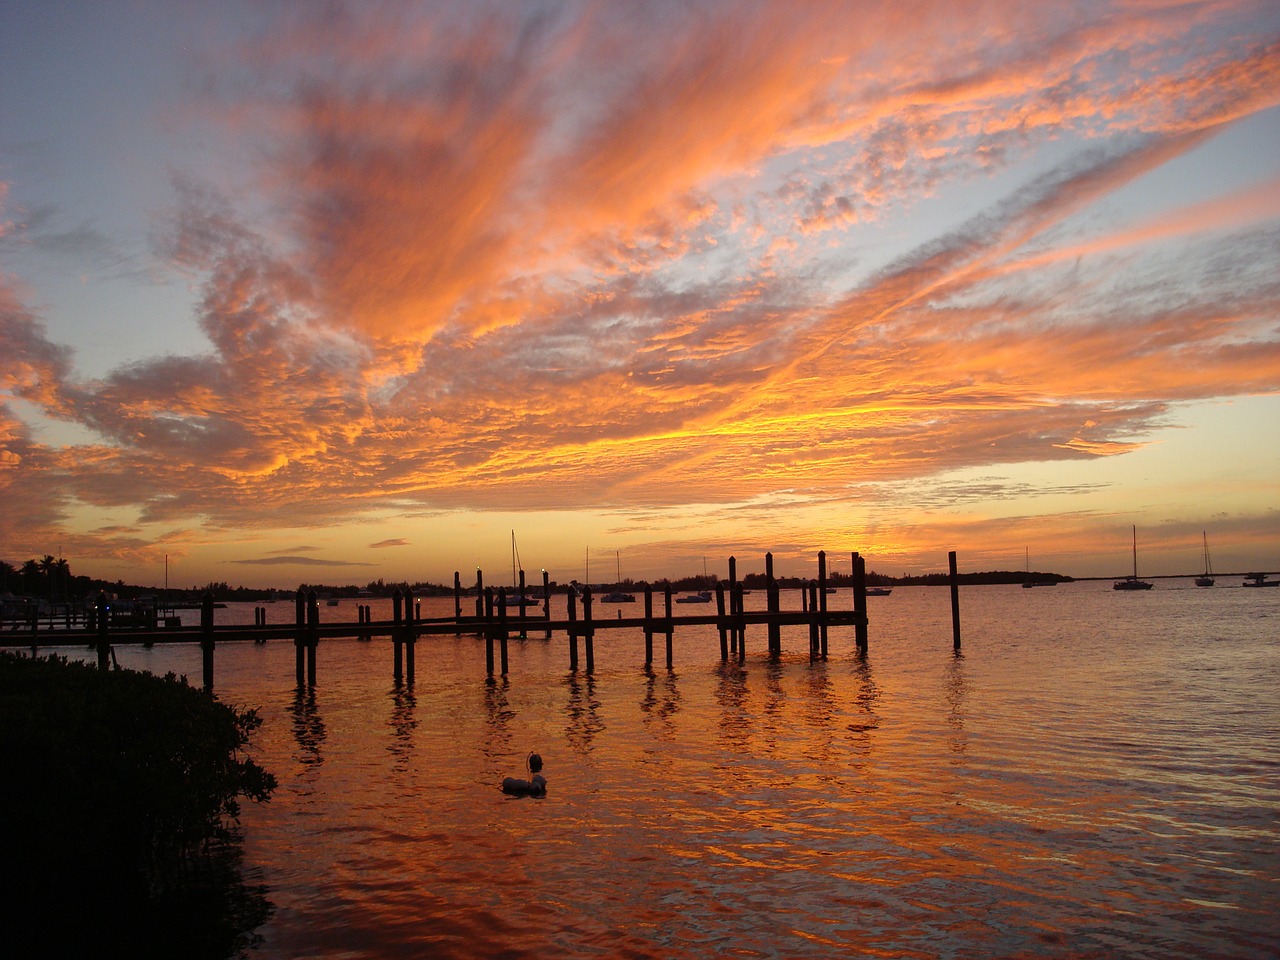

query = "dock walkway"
0;549;944;692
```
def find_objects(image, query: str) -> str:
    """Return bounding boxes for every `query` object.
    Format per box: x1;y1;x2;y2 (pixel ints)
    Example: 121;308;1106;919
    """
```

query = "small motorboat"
500;593;543;607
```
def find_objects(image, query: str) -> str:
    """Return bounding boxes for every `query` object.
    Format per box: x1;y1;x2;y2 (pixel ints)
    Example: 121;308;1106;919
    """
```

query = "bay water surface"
51;581;1280;957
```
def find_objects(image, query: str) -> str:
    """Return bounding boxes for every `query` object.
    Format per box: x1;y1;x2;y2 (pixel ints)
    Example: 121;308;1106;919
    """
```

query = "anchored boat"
601;551;636;603
1022;547;1057;588
1195;531;1215;587
1242;573;1278;588
1114;526;1153;591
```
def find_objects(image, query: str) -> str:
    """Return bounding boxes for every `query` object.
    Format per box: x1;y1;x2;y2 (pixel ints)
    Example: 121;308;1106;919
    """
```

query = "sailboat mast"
1132;525;1138;578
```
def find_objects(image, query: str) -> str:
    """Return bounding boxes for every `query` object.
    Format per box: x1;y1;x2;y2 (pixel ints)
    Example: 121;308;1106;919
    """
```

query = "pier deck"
0;548;948;691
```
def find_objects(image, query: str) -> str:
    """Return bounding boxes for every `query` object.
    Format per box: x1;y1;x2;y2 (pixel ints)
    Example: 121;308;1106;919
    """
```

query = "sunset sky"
2;1;1278;589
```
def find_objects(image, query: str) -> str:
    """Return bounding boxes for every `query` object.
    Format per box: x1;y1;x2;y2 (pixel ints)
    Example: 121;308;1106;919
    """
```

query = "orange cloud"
1005;174;1280;272
4;0;1280;573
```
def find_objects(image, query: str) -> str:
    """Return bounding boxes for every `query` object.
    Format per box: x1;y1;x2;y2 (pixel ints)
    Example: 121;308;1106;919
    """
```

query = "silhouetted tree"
19;558;41;596
52;557;70;601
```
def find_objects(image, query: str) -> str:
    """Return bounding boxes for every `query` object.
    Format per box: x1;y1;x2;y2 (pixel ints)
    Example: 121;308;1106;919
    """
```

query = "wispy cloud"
230;556;373;567
3;1;1279;573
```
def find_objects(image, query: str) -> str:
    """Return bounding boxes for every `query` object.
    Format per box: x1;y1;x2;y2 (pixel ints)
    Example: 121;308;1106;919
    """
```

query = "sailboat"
501;531;540;608
601;551;636;603
676;557;714;602
1195;531;1215;587
1114;526;1154;590
1022;547;1056;587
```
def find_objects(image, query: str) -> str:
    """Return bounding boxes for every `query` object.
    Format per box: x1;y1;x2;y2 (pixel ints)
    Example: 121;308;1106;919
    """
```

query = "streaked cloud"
2;0;1278;579
230;556;374;567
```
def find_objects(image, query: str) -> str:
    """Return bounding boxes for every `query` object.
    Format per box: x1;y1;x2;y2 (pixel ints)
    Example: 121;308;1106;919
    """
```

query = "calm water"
39;582;1280;958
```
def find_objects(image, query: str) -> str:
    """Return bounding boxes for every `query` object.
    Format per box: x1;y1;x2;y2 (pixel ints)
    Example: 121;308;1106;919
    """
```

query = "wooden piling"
732;582;745;660
818;550;829;657
95;593;109;670
294;590;306;685
582;587;595;674
306;590;319;686
808;582;820;658
201;592;215;692
454;571;463;636
484;588;495;677
644;585;654;666
716;583;728;660
949;550;961;651
664;585;674;669
497;588;510;676
567;588;579;671
732;552;742;660
852;551;868;652
542;569;552;639
392;589;404;681
517;569;528;639
766;553;781;655
404;592;416;683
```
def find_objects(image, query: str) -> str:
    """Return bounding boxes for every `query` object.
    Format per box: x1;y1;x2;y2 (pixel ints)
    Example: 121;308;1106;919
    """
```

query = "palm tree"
20;559;41;597
38;555;56;600
53;557;70;602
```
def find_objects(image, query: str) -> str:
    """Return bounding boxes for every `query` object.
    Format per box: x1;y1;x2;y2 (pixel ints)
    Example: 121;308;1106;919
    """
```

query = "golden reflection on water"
639;667;681;741
73;584;1280;958
387;684;416;773
943;650;968;757
564;672;605;756
289;686;325;768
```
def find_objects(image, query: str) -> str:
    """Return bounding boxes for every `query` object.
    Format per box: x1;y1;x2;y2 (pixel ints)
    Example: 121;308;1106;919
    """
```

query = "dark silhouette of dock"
2;549;968;691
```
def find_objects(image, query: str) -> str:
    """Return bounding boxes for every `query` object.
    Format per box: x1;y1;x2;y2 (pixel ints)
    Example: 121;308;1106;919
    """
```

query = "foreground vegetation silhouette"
0;652;276;959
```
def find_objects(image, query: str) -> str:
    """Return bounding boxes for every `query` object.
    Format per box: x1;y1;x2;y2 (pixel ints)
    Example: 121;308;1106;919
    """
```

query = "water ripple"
125;584;1280;958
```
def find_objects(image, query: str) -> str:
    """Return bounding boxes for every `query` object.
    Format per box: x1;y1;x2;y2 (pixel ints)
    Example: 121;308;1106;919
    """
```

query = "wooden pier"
0;550;960;692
